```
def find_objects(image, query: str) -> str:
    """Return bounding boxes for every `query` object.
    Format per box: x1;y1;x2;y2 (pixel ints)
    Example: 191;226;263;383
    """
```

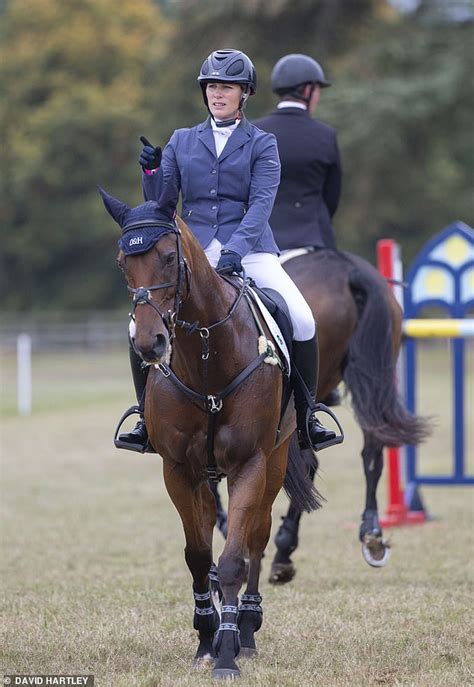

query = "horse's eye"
166;253;176;265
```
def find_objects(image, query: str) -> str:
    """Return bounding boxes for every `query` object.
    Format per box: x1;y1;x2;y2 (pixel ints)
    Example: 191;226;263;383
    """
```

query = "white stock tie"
211;120;239;157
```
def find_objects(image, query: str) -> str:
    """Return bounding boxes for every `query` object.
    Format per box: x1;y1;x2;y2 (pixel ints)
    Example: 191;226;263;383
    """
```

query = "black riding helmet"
198;49;257;112
271;54;331;102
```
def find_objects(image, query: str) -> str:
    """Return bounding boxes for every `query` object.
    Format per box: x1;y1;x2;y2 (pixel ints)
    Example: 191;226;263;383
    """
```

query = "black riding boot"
116;342;150;452
292;336;337;451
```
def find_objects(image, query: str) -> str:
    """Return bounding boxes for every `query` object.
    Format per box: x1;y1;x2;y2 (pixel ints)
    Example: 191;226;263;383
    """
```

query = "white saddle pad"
278;247;314;266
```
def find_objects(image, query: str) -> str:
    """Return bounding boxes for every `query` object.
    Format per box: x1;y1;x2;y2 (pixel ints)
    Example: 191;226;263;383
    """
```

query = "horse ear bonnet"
98;188;176;256
98;187;130;226
118;202;177;256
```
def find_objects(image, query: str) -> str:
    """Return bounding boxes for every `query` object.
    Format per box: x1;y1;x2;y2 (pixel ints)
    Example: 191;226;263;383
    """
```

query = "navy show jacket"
143;116;281;258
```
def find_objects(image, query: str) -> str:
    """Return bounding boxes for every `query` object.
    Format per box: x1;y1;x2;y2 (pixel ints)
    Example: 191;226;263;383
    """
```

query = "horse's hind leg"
269;444;317;584
268;503;301;584
208;478;228;539
360;431;391;567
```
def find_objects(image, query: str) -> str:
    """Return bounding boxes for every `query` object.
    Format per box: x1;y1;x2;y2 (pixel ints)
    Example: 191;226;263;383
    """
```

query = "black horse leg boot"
292;336;337;451
115;342;150;452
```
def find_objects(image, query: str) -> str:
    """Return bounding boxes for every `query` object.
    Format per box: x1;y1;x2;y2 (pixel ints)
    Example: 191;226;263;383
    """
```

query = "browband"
121;219;177;235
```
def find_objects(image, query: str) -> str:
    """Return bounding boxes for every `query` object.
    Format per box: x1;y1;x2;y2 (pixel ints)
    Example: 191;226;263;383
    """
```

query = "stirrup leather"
113;404;151;453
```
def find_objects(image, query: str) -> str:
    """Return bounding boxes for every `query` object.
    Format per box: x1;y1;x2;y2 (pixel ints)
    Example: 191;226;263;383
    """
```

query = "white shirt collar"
211;118;240;134
211;118;240;157
277;101;307;111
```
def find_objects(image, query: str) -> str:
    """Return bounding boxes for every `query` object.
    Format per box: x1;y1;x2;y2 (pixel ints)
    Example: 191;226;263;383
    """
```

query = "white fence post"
17;333;32;416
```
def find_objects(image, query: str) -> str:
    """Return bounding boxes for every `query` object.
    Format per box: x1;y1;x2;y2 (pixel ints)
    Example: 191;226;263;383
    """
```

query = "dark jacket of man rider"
253;53;342;251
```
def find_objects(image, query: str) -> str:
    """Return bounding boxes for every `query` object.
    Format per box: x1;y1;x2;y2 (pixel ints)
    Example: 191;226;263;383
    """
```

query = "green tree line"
1;0;472;311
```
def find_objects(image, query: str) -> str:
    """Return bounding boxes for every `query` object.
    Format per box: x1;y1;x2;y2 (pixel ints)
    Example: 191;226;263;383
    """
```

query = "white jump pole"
17;333;32;416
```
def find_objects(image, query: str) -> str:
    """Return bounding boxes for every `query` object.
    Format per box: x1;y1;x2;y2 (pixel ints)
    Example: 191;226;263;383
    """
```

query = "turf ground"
1;345;473;686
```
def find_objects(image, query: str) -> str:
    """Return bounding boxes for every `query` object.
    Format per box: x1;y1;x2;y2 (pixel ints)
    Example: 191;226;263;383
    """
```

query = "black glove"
139;135;162;171
216;250;242;275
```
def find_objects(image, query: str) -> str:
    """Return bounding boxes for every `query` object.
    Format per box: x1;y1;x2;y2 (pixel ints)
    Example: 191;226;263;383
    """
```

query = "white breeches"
205;239;315;341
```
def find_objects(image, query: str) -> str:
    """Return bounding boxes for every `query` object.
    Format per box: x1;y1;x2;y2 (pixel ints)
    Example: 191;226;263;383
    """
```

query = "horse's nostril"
152;333;169;359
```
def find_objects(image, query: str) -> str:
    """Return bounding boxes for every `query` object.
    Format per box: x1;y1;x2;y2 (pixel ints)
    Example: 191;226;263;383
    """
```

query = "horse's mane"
176;215;204;254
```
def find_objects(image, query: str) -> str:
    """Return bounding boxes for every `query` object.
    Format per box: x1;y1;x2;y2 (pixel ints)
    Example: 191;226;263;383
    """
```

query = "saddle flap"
246;285;293;374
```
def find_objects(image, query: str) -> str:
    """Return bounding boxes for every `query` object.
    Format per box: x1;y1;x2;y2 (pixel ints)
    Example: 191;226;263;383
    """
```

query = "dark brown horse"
267;248;430;582
101;191;322;679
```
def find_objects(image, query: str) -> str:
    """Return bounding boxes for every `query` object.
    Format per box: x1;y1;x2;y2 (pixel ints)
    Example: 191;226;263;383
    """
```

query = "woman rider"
117;49;339;454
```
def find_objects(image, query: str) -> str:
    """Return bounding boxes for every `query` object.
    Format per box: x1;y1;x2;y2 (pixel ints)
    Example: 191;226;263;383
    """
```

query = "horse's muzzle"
134;332;169;364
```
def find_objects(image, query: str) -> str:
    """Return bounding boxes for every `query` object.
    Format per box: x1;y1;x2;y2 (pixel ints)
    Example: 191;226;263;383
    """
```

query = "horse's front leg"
212;450;269;679
162;463;219;668
360;431;391;567
239;441;289;657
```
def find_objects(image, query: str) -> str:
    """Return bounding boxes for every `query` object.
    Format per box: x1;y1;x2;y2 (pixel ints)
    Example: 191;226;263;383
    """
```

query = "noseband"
123;220;190;337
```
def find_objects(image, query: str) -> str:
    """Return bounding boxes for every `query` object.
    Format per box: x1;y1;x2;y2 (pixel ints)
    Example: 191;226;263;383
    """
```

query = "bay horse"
267;248;431;582
100;190;322;679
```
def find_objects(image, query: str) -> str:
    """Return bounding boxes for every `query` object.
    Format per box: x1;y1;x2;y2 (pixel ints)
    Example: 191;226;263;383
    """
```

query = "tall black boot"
292;336;338;451
115;341;151;452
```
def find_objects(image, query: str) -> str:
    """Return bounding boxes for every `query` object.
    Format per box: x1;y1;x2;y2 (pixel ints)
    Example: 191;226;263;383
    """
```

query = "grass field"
1;346;473;686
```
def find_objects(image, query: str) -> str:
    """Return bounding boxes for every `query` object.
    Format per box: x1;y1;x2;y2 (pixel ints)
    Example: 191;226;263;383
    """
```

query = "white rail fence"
0;312;128;353
1;312;129;416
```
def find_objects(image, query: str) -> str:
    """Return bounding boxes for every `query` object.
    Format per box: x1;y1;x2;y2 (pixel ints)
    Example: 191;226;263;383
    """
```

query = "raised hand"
139;135;162;170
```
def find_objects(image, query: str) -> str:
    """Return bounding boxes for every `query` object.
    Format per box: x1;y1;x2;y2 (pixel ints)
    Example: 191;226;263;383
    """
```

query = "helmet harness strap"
285;82;316;106
204;84;249;127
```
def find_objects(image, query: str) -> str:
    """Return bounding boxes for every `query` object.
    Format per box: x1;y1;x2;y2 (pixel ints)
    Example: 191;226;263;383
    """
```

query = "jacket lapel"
197;115;252;161
218;118;252;162
197;118;217;158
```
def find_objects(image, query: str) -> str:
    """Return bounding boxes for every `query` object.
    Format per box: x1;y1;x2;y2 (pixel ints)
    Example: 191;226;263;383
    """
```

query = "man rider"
253;53;342;252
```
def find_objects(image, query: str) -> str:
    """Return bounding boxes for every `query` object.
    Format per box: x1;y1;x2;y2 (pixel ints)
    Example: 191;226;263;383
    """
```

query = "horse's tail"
343;268;431;447
283;434;324;513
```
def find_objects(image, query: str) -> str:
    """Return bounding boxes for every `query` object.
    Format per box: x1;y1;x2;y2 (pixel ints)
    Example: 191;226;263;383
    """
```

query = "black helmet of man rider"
271;53;330;104
198;49;257;113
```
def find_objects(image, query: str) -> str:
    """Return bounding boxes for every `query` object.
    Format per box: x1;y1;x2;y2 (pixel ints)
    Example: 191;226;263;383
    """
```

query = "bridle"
123;220;190;338
123;219;249;345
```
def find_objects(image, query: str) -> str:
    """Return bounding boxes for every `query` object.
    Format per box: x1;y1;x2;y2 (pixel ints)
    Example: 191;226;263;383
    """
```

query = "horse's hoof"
239;646;258;659
212;667;240;680
268;562;296;584
361;534;391;567
193;655;214;670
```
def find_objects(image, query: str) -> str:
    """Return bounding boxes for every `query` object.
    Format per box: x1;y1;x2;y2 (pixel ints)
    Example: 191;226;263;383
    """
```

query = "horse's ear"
98;187;130;228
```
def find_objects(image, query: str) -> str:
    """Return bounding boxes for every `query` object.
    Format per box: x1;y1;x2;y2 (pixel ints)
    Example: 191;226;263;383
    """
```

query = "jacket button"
212;224;217;229
211;205;217;210
211;169;217;174
210;189;216;195
294;201;302;208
